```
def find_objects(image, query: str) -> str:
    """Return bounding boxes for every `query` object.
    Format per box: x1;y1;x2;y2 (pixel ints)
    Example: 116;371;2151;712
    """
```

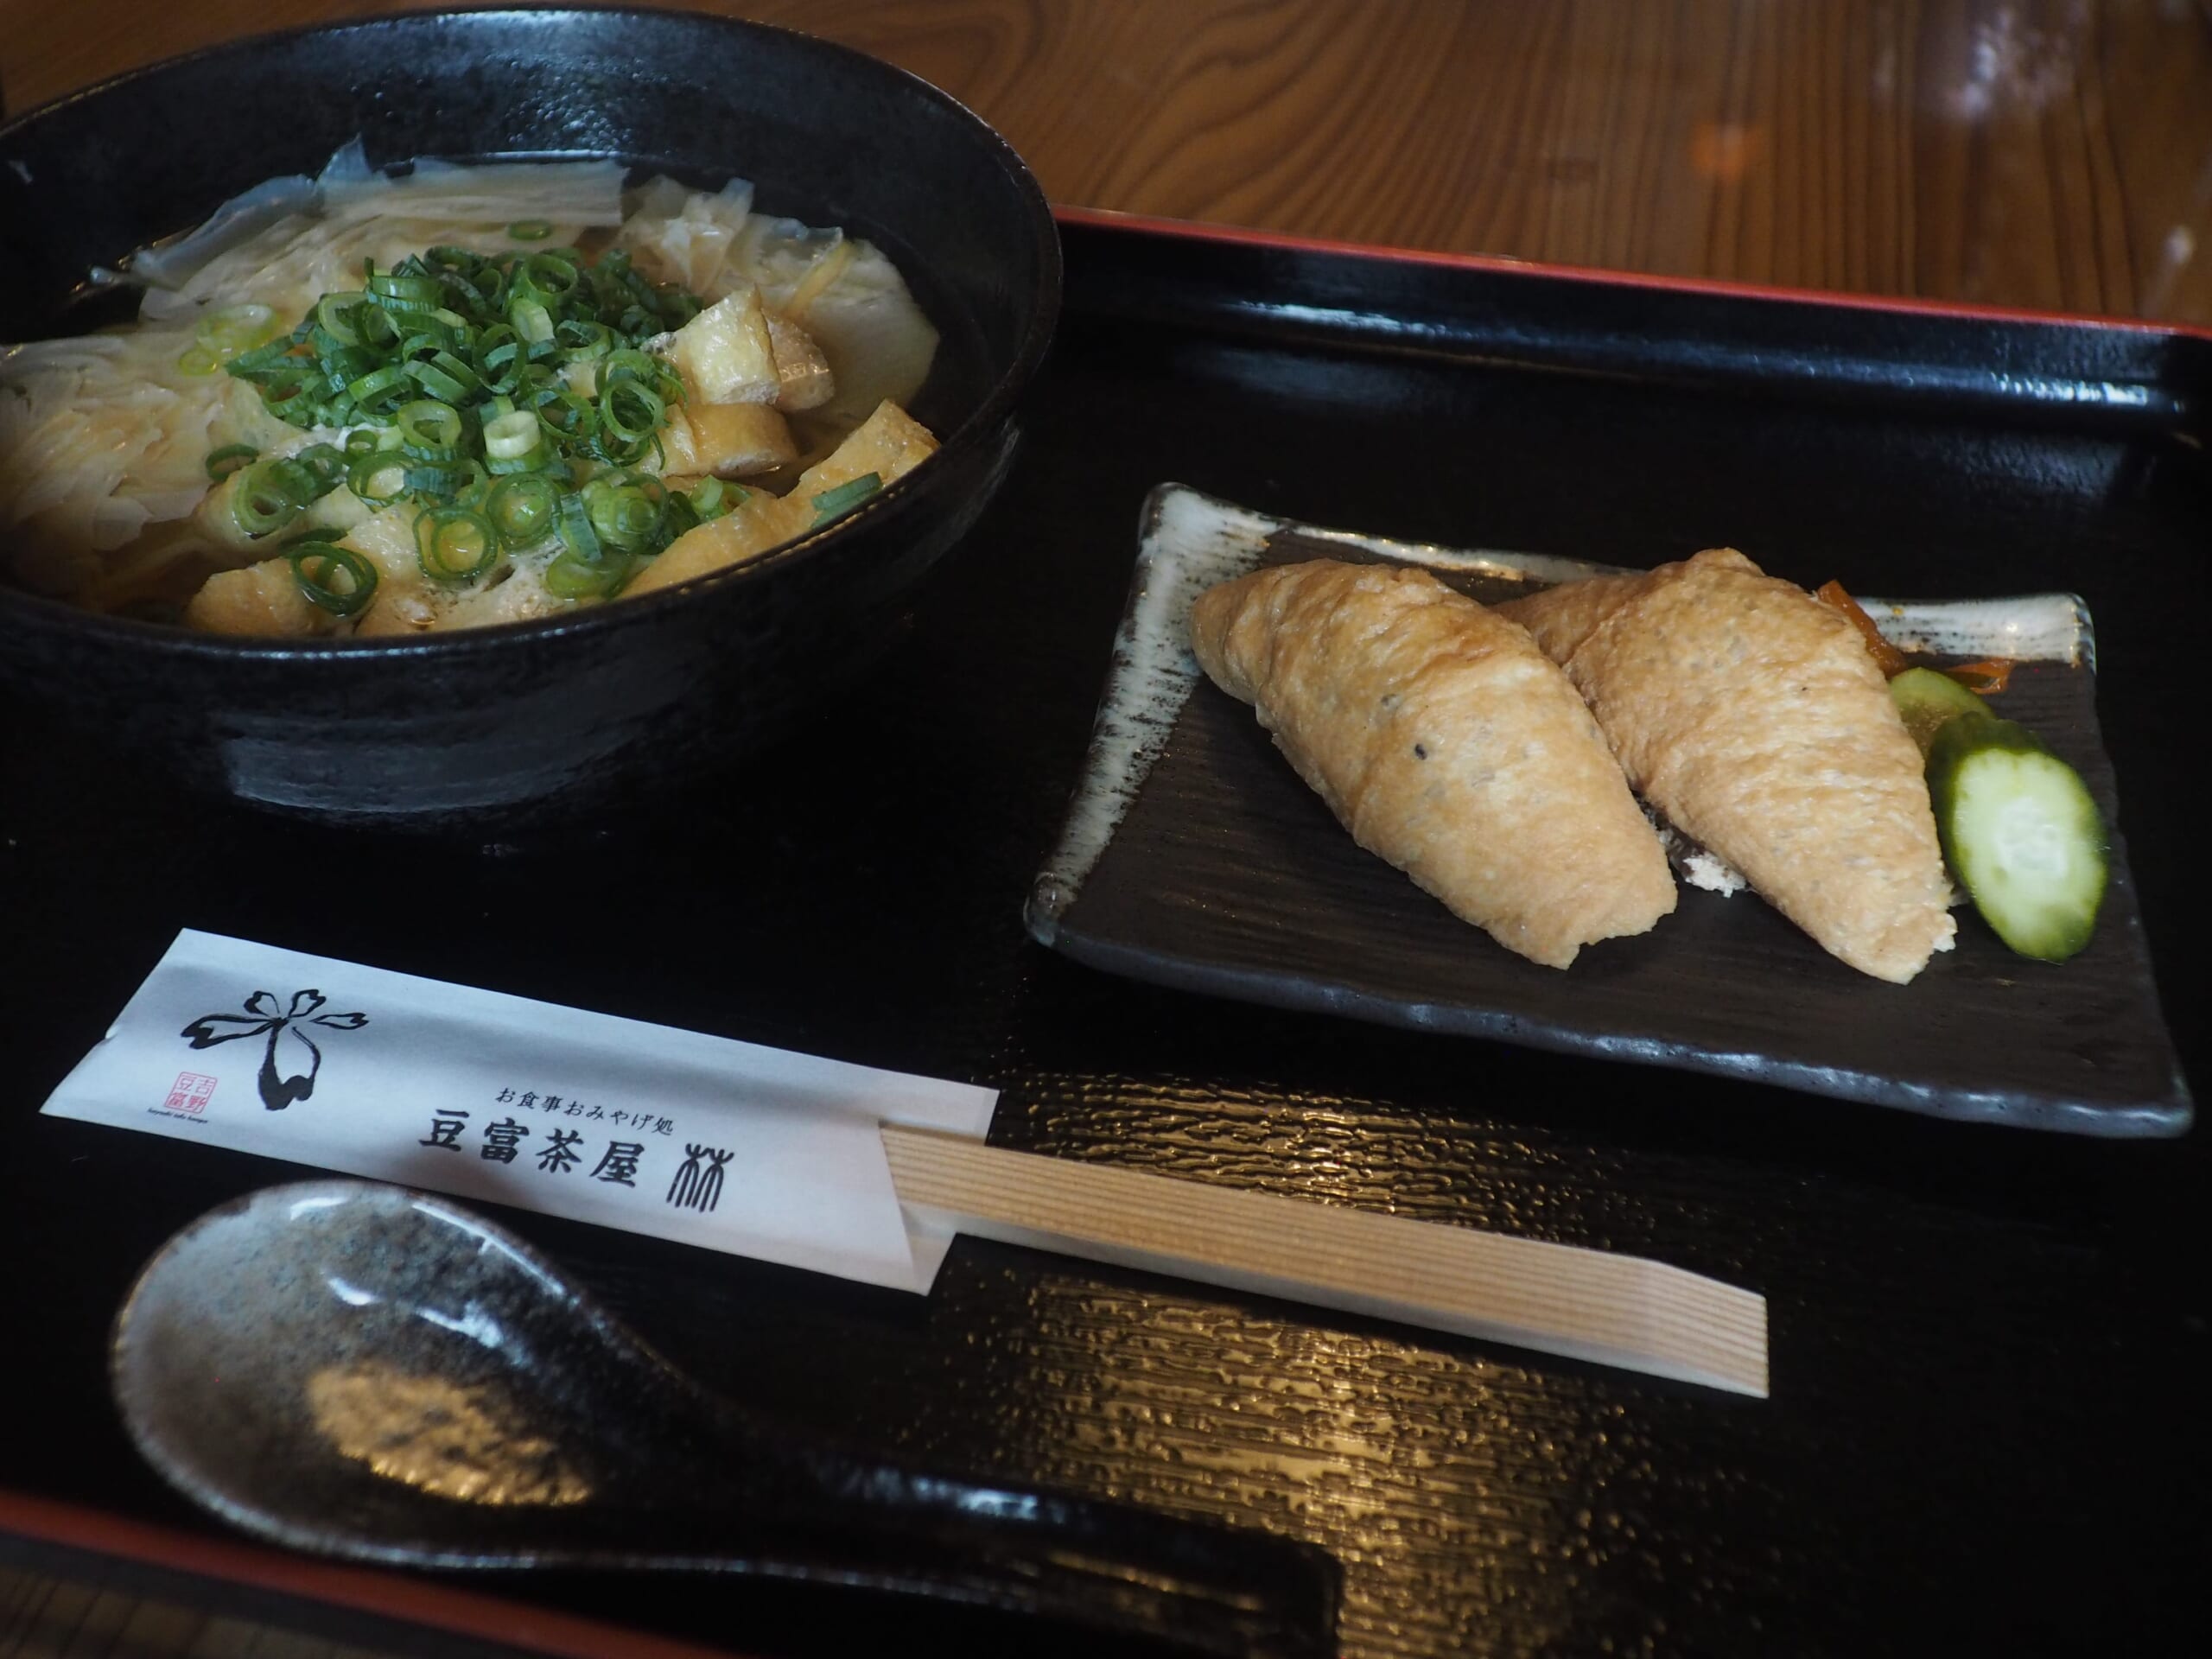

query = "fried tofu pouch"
1191;560;1676;969
1497;548;1956;983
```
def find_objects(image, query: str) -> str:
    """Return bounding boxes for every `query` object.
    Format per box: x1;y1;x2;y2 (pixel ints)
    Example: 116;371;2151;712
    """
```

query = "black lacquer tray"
4;215;2207;1658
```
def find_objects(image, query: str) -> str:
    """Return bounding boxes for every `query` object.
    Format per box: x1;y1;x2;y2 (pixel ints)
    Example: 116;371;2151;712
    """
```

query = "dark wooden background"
7;0;2212;324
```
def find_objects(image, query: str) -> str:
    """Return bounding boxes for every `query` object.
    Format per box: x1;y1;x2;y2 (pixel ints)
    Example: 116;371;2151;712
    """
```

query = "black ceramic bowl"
0;9;1058;829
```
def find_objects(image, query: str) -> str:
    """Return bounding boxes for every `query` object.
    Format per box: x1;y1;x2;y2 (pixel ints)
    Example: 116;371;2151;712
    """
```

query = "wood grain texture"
3;0;2210;321
0;6;2203;1656
883;1124;1770;1395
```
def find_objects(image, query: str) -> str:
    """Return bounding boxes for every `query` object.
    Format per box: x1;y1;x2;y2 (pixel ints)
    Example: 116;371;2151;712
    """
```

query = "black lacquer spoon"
110;1181;1340;1657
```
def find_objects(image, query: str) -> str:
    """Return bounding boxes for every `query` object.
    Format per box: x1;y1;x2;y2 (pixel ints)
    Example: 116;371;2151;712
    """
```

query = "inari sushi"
1498;548;1956;983
1190;559;1676;969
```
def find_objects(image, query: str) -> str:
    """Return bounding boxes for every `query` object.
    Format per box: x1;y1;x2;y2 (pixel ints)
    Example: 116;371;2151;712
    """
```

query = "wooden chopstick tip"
883;1123;1774;1401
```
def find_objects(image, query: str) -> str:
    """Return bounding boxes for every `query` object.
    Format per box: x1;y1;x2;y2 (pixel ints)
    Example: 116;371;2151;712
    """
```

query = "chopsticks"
881;1126;1768;1398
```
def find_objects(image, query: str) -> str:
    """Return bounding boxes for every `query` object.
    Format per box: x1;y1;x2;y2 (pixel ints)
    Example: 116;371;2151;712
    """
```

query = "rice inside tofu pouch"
41;929;996;1292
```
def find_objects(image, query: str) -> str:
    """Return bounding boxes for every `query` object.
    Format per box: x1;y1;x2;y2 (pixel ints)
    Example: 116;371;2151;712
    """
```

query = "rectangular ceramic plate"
1026;486;2190;1137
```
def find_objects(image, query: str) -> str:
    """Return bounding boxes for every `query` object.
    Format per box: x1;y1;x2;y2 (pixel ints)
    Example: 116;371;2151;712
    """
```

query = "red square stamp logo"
163;1071;218;1115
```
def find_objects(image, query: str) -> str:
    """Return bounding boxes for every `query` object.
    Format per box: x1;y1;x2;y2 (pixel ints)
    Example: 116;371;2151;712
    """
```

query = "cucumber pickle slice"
1889;666;1993;759
1926;713;2108;963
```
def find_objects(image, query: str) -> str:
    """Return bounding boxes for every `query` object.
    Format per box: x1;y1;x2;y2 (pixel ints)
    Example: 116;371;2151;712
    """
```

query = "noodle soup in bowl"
0;9;1060;828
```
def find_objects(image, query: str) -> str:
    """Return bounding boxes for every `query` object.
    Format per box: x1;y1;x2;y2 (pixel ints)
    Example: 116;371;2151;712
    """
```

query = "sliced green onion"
584;475;665;549
319;345;374;391
508;218;555;241
537;390;597;447
256;382;319;424
449;457;491;504
219;235;705;529
482;408;542;462
810;472;882;524
367;270;444;309
230;461;303;537
597;379;664;448
261;456;325;507
348;454;409;505
520;251;582;298
357;305;403;352
195;302;279;359
511;299;555;344
176;346;222;376
473;323;523;392
405;357;471;404
205;443;259;483
395;399;465;456
287;542;378;617
689;476;745;523
598;347;657;386
403;461;474;499
315;293;368;346
556;318;613;360
226;336;304;377
486;443;550;477
195;302;274;339
658;497;701;543
555;490;603;563
345;363;414;411
416;506;501;582
544;546;632;600
484;474;560;548
429;347;480;391
293;443;348;491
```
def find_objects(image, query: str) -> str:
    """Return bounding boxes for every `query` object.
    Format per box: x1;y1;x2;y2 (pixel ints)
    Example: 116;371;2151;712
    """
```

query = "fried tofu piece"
192;400;941;620
344;504;445;637
190;471;267;557
431;559;569;631
1192;560;1676;969
626;399;938;597
658;402;798;477
619;489;805;596
667;286;779;405
766;315;835;411
192;465;373;562
186;502;428;638
653;296;832;410
1497;549;1955;982
791;398;937;497
182;556;331;637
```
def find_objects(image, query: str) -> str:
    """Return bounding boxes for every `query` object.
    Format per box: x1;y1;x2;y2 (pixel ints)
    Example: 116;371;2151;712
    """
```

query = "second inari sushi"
1190;560;1676;969
1497;548;1957;983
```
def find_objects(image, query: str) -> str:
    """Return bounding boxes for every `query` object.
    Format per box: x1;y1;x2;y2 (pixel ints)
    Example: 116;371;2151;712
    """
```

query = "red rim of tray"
0;1487;749;1659
1051;204;2212;346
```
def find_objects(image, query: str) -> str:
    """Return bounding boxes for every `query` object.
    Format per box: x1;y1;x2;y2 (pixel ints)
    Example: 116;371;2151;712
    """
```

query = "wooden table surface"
5;0;2212;326
2;4;2207;1657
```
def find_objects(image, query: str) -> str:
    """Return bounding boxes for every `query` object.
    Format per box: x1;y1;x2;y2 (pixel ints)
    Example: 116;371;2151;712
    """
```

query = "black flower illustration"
181;989;369;1110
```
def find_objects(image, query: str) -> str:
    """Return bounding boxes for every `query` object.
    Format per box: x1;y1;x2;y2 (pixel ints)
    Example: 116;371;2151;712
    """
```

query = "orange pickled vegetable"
1815;580;1909;677
1943;658;2015;695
